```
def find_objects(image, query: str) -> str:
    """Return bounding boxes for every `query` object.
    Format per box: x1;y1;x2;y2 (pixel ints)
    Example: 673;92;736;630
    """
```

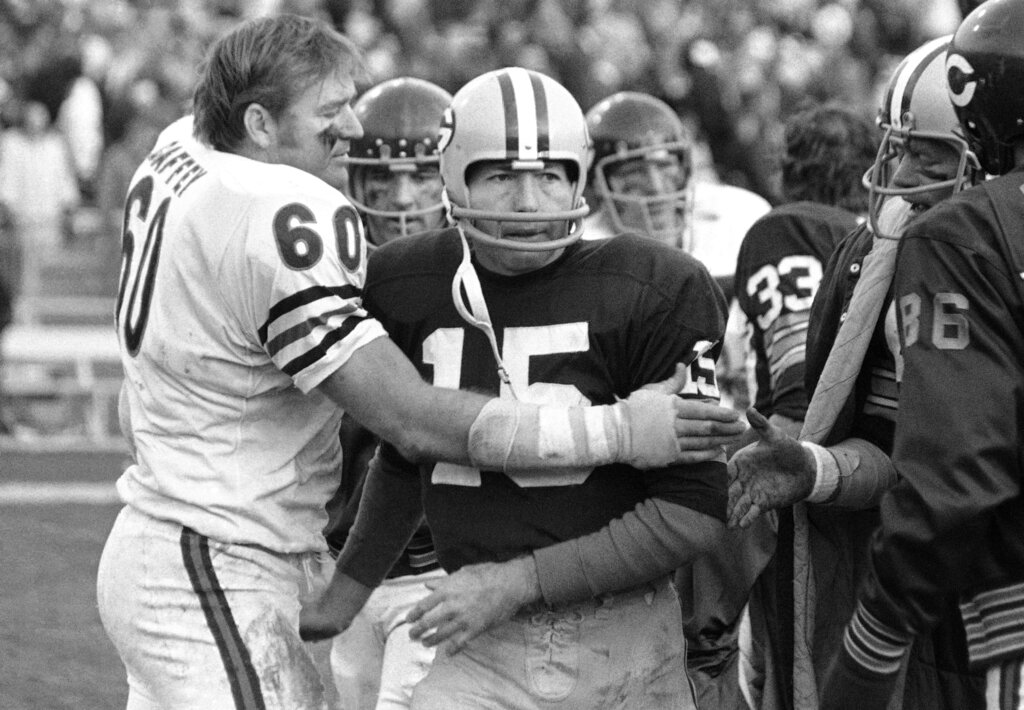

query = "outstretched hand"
727;407;815;528
406;557;540;657
642;362;747;464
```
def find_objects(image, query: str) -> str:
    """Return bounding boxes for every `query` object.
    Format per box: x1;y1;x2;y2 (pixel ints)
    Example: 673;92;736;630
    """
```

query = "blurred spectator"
55;37;108;203
0;99;80;321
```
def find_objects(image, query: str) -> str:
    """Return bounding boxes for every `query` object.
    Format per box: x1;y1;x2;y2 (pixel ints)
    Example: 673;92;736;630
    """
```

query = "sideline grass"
0;502;128;709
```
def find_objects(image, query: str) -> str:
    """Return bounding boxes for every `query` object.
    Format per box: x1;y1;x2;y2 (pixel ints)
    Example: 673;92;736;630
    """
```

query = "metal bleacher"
1;209;125;453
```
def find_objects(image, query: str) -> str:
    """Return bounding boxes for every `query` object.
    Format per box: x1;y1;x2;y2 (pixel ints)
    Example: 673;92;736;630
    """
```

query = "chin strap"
451;227;518;399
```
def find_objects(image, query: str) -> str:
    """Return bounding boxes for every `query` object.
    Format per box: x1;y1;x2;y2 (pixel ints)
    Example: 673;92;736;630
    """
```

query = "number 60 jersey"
114;117;387;553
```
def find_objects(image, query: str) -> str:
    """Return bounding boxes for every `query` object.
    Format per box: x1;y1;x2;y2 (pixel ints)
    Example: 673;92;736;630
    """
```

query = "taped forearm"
803;437;896;508
337;447;423;587
468;390;679;472
531;499;724;606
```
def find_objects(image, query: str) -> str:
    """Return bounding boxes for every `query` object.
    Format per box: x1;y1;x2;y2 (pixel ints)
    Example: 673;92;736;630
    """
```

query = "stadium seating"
1;322;122;446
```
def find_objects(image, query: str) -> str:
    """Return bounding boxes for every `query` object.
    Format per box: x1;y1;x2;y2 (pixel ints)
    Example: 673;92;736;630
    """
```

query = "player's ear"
242;103;275;149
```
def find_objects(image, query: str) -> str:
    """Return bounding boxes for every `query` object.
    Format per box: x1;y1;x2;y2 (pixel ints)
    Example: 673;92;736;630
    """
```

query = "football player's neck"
473;243;563;276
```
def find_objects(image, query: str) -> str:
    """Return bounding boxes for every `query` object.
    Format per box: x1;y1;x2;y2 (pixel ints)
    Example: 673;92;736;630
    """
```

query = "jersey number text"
424;323;591;488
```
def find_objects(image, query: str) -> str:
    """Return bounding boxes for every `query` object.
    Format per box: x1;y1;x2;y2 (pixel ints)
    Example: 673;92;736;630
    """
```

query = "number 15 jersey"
364;229;729;572
115;117;387;553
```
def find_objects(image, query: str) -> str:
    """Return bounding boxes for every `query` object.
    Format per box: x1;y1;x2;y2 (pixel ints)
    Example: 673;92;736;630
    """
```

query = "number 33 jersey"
114;117;387;553
364;229;729;571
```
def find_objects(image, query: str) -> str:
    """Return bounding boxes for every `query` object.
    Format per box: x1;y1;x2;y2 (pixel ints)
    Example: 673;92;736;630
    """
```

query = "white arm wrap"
467;390;681;471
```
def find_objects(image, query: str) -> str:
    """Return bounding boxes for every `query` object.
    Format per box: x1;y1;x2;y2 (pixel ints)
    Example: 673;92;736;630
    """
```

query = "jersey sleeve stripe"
258;284;362;344
279;314;369;377
265;303;362;355
843;600;913;675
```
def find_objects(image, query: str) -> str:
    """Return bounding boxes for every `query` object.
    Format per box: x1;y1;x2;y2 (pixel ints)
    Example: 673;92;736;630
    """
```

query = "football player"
94;15;744;709
303;66;736;709
729;35;986;710
583;91;771;411
344;76;451;248
583;90;775;708
821;3;1024;708
326;76;452;710
583;91;770;298
729;100;876;709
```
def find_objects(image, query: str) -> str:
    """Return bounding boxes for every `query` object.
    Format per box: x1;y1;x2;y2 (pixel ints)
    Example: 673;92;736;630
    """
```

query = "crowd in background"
0;0;971;321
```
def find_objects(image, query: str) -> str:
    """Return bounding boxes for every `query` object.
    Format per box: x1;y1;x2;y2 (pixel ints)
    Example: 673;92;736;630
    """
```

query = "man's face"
605;152;688;236
359;164;445;244
890;136;964;214
270;69;363;190
465;160;576;275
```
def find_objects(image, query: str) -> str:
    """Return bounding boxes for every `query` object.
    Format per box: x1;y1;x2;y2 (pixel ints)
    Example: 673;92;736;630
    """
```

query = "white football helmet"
863;35;979;235
438;67;591;251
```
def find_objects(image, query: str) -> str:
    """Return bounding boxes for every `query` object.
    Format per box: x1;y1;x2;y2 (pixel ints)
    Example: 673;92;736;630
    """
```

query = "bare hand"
406;558;540;657
644;363;747;463
299;572;374;642
727;407;815;529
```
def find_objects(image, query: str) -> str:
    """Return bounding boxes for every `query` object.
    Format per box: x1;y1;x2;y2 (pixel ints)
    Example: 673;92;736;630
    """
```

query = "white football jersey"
582;181;771;280
115;117;387;553
688;182;771;281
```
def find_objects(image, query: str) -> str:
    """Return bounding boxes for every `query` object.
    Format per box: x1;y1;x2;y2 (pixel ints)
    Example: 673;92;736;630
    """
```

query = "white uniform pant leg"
411;575;695;710
376;569;443;709
330;568;442;710
96;505;333;710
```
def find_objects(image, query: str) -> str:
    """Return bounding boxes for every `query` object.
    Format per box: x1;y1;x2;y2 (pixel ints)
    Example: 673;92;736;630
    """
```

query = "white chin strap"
452;228;519;399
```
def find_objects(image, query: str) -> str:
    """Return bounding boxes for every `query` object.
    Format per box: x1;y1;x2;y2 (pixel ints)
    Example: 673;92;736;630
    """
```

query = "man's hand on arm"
405;556;541;657
643;361;747;462
727;407;815;528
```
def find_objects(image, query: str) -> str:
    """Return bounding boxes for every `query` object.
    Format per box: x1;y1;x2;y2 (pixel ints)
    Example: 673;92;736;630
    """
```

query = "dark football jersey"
364;229;728;572
735;202;859;421
754;214;981;709
805;222;899;452
863;171;1024;653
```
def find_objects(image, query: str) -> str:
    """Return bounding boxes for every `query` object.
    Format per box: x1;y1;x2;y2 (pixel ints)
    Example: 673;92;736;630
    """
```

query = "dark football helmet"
345;77;452;244
585;92;693;248
438;67;591;251
947;0;1024;175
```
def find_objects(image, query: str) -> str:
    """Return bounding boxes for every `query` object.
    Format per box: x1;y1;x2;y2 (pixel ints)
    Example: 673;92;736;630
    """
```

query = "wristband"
802;441;840;503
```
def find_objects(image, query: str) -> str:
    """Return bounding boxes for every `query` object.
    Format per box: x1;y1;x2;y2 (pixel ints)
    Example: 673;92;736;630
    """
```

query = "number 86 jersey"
114;117;387;553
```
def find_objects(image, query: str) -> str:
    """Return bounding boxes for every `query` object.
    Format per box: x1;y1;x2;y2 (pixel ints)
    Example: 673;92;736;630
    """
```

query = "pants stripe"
1000;658;1022;710
181;528;267;710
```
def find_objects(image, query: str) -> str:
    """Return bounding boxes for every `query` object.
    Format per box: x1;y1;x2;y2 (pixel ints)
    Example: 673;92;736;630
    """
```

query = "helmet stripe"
890;36;949;128
528;71;550;154
496;70;519;156
497;68;542;160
